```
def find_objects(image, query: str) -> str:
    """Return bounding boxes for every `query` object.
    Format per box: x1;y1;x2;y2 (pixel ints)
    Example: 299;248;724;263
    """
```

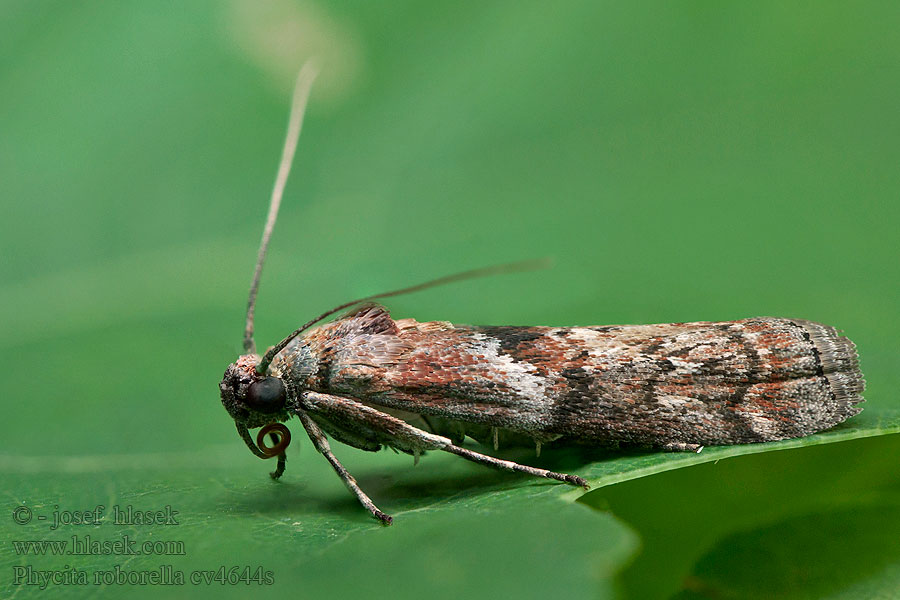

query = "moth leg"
301;391;452;452
267;432;287;479
293;410;393;525
301;391;588;490
442;444;588;489
661;442;704;453
270;452;287;479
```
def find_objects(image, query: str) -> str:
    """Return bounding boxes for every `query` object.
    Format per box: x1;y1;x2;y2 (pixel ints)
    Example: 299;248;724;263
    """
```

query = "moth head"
219;354;291;459
219;354;289;425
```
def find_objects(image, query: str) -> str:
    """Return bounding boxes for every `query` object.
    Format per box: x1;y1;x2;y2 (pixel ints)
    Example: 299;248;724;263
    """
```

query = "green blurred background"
2;1;899;598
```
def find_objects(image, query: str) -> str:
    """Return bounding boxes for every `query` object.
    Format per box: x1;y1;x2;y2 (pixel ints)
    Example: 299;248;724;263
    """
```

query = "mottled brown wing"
292;305;864;448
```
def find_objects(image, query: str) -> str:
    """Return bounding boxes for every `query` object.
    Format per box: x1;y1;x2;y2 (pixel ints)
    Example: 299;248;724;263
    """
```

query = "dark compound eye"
245;377;286;414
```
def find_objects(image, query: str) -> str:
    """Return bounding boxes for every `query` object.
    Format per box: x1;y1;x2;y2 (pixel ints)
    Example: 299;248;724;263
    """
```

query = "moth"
219;64;865;524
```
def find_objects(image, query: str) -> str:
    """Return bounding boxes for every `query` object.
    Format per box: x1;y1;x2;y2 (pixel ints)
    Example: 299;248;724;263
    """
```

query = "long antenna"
243;61;320;354
257;258;551;373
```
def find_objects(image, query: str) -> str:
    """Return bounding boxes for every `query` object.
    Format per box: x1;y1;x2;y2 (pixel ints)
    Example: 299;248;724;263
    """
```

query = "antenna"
243;61;320;354
257;258;552;373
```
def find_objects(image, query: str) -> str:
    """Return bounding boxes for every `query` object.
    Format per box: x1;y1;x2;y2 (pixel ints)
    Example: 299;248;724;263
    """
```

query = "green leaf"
592;433;900;599
3;411;897;598
674;501;900;600
1;443;639;599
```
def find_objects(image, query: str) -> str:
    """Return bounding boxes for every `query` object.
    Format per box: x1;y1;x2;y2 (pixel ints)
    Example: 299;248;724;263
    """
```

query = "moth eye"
245;377;286;414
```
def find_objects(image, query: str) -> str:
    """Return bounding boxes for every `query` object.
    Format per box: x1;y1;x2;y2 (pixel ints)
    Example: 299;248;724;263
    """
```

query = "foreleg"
293;410;393;525
300;391;589;493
